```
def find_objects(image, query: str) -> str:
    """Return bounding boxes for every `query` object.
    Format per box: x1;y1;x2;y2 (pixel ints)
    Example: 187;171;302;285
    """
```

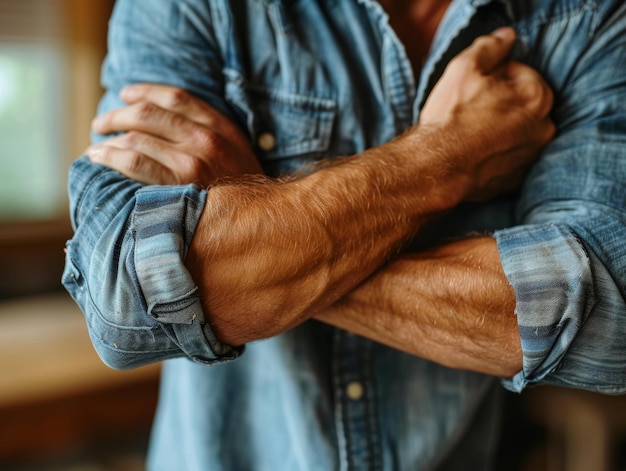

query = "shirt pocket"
224;72;336;166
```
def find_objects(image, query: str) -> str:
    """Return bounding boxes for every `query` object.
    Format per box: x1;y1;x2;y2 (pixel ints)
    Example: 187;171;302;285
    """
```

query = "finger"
95;131;185;171
93;96;253;161
87;133;225;186
120;84;217;125
120;84;251;146
463;27;517;74
92;101;198;141
88;133;208;184
504;62;554;117
86;144;177;185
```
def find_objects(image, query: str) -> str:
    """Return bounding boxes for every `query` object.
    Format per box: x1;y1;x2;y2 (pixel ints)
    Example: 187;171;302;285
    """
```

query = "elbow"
200;283;326;346
87;328;171;371
63;241;177;370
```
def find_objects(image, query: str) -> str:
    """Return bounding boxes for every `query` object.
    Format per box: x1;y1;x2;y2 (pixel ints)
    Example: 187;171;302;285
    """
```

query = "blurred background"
0;1;159;470
0;1;625;470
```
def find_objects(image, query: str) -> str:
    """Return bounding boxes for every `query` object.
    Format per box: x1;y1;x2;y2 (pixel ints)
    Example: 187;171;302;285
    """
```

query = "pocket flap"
249;88;336;160
225;74;336;162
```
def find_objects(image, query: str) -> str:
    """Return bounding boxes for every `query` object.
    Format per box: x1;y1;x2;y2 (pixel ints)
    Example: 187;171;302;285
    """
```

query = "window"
0;0;113;298
0;44;67;220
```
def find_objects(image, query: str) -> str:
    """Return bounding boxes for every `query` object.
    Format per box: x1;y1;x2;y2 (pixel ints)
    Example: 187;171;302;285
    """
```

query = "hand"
86;84;262;186
418;27;556;201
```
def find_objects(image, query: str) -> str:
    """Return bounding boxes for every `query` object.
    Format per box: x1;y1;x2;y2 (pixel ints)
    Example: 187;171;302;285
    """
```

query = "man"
64;0;626;469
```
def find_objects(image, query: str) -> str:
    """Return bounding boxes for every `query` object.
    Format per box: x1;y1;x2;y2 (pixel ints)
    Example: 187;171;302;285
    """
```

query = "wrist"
184;125;475;345
366;125;471;215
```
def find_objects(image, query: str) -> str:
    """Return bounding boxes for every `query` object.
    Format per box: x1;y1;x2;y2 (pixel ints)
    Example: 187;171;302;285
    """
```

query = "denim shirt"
62;0;626;469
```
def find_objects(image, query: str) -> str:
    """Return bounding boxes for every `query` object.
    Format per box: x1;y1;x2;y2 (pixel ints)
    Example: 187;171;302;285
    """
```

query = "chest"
381;0;452;78
217;0;585;176
222;1;442;174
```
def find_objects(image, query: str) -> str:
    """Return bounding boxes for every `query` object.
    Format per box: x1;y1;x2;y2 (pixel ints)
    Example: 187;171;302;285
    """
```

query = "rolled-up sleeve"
63;158;241;369
497;4;626;393
62;0;243;369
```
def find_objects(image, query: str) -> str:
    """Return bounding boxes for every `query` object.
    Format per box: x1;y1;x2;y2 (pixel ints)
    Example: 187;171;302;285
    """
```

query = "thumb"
465;27;517;74
504;61;554;117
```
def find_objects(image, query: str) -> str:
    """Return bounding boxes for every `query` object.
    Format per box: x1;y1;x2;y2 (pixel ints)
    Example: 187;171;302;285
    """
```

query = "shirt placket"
330;2;508;470
327;5;431;471
333;330;382;471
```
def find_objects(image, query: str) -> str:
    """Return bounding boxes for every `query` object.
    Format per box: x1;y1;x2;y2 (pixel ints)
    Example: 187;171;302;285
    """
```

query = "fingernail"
492;27;515;41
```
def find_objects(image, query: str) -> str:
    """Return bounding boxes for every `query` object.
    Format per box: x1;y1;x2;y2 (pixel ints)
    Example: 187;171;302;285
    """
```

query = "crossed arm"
86;28;553;376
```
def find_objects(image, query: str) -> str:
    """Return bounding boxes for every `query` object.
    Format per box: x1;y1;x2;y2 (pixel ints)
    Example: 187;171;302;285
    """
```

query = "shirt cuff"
63;157;242;369
131;184;243;362
494;224;595;393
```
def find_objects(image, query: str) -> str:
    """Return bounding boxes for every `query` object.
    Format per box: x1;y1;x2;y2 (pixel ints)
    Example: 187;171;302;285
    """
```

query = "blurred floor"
0;376;157;471
0;294;159;471
2;296;626;471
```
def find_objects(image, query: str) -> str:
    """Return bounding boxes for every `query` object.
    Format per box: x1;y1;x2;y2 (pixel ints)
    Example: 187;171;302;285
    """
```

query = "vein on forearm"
186;127;473;346
315;237;522;377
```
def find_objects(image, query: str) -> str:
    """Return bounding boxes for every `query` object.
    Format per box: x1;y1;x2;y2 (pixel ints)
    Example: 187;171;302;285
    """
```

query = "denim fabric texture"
62;0;626;469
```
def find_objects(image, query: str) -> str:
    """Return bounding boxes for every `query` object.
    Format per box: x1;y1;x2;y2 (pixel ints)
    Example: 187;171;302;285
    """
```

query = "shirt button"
257;132;276;151
346;381;364;400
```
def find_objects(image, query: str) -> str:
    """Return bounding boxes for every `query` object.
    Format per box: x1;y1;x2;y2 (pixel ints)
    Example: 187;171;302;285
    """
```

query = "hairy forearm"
315;237;522;377
187;127;473;345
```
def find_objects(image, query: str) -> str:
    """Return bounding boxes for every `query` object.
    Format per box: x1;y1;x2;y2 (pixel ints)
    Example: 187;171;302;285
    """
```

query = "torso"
380;0;453;78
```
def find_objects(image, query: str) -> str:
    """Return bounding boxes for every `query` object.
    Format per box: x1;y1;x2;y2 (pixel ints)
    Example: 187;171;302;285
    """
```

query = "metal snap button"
257;132;276;151
346;381;364;400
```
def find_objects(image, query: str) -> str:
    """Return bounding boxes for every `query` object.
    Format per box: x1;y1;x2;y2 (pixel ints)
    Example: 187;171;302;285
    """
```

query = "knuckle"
168;111;190;131
173;151;203;183
122;130;143;147
165;88;191;109
133;101;157;121
192;126;223;154
92;113;110;130
520;79;540;100
99;146;114;160
91;145;113;163
449;53;473;73
520;80;553;116
125;151;146;174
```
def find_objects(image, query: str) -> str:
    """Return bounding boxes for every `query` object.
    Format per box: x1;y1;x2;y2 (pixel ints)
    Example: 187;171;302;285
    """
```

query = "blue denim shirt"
63;0;626;469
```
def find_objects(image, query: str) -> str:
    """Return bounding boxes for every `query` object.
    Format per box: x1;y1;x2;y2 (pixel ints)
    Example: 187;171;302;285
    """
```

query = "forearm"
187;127;472;346
315;237;522;377
63;158;241;369
89;27;554;349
